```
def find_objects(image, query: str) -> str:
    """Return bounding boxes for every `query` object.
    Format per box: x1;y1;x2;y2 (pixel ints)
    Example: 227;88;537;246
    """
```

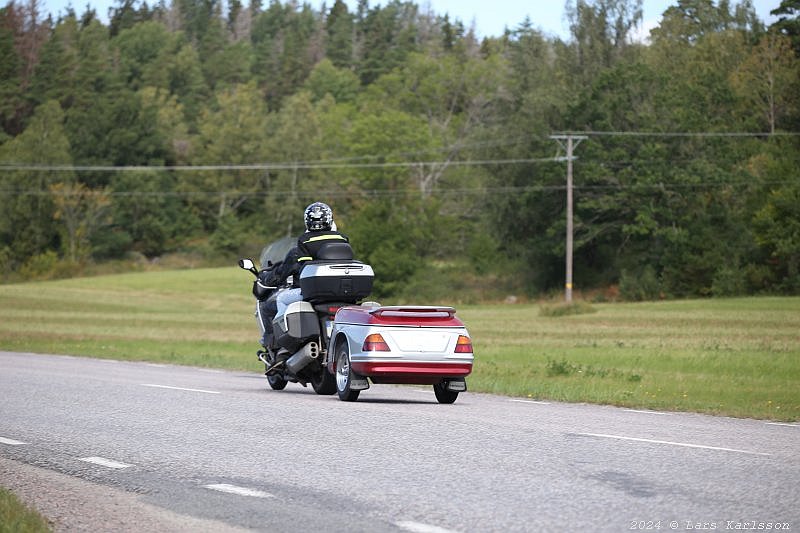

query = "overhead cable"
4;179;796;197
0;157;561;172
555;131;800;138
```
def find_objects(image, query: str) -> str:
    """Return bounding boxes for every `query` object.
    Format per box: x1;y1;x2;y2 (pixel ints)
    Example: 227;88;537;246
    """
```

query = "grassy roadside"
0;488;50;533
459;298;799;420
0;269;798;421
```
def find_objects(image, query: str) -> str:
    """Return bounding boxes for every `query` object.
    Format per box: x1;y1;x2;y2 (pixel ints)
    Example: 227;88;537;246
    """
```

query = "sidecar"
327;305;474;403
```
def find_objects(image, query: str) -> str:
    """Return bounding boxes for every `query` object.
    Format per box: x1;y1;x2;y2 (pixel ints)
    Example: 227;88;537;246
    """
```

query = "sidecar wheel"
335;341;360;402
433;382;459;404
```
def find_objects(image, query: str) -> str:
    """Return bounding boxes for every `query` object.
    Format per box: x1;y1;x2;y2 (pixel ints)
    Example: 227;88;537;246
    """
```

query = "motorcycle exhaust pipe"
286;342;320;374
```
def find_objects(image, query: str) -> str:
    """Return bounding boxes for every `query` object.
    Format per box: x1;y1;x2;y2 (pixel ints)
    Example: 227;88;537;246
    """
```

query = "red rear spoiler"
370;306;456;318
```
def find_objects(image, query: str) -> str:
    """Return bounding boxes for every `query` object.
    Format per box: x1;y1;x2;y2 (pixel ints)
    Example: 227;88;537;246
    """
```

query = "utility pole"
550;134;586;303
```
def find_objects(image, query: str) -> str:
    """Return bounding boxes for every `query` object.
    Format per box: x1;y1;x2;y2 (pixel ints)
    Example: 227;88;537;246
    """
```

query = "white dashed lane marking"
395;520;462;533
141;384;220;394
80;457;134;469
0;436;26;445
577;433;771;456
204;484;274;498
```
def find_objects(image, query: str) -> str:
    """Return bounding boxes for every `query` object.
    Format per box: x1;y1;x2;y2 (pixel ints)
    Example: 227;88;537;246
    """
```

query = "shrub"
0;246;11;280
467;231;498;275
711;265;746;297
18;251;60;280
546;358;581;376
619;265;661;301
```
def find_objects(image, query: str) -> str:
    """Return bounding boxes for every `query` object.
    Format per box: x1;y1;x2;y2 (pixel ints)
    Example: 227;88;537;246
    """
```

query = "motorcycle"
238;240;374;395
239;241;474;403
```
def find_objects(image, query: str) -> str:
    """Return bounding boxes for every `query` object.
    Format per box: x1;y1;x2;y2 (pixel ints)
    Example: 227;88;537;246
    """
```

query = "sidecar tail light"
454;335;473;353
363;333;390;352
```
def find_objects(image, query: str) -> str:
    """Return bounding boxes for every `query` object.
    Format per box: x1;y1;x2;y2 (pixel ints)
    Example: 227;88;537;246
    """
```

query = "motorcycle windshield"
259;236;297;267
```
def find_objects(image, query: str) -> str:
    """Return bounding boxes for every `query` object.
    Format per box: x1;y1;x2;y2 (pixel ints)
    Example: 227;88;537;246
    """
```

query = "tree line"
1;0;799;300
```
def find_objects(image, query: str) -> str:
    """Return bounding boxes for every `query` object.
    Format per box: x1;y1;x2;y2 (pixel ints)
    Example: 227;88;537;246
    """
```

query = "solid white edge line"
80;457;134;469
578;433;771;456
766;422;800;427
395;520;462;533
0;437;26;446
510;399;551;405
141;384;220;394
204;484;274;499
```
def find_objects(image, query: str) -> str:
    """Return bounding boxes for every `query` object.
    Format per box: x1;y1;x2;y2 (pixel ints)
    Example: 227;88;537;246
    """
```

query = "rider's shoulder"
300;230;349;243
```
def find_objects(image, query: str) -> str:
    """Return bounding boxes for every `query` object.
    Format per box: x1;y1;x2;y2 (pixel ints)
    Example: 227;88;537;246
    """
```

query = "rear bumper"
351;360;472;385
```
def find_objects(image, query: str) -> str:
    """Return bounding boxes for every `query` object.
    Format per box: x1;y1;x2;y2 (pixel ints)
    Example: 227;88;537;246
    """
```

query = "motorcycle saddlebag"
273;301;320;352
299;262;374;304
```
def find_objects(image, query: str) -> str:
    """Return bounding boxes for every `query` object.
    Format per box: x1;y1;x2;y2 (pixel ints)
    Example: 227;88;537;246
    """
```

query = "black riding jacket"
277;230;349;288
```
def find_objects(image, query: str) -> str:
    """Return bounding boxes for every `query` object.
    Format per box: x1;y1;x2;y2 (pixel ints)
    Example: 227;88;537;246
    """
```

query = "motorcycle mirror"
238;258;257;274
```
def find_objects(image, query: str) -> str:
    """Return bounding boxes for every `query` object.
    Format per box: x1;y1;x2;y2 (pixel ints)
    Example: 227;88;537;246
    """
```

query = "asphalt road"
1;351;798;532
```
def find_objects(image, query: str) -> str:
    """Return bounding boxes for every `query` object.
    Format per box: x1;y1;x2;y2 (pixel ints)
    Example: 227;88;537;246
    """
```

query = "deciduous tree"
732;32;799;133
0;100;73;266
50;181;111;262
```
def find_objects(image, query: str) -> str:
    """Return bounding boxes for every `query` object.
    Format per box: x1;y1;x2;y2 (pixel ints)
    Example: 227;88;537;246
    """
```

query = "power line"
3;179;796;197
0;156;560;172
1;130;795;172
556;130;800;138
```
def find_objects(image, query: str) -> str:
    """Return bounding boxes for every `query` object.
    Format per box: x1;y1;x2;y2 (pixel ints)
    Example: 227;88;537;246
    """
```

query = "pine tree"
0;6;23;137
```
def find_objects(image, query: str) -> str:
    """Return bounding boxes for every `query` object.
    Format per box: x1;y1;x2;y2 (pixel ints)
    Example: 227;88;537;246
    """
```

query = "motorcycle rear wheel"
311;365;336;395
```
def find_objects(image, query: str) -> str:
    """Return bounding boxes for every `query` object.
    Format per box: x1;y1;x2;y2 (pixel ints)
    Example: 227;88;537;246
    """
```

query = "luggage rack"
369;306;456;318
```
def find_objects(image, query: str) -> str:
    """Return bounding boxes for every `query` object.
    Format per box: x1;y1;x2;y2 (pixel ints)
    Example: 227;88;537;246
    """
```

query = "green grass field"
0;268;798;421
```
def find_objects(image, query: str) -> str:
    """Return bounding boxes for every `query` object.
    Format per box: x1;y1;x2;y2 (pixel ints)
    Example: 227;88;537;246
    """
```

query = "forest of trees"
0;0;799;300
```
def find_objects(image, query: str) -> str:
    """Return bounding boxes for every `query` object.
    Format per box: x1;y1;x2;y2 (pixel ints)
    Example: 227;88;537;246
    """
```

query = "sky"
40;0;781;41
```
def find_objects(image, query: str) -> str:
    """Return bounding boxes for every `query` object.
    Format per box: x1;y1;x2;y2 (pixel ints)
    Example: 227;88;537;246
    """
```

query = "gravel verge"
0;457;248;532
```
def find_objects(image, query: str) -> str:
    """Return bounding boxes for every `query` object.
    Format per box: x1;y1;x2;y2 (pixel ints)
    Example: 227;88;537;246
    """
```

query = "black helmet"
304;202;333;231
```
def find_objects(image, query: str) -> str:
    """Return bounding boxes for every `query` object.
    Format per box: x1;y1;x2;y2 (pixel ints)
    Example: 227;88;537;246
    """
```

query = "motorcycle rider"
257;202;349;347
253;259;283;348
